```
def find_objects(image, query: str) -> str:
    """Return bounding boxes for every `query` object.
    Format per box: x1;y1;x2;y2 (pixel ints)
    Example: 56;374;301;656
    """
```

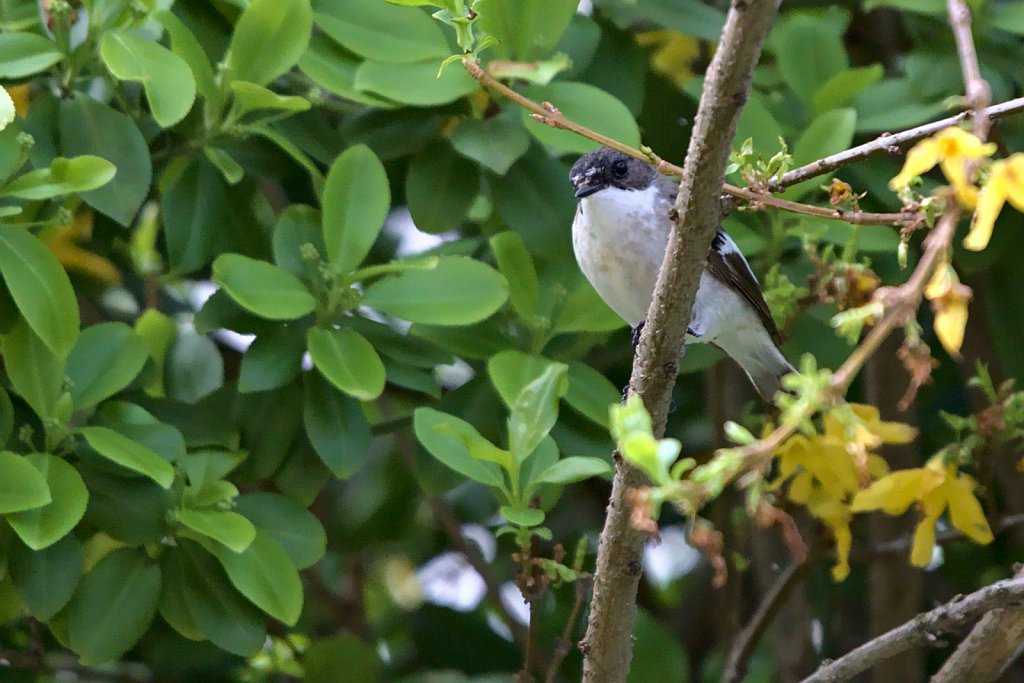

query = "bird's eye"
611;159;629;178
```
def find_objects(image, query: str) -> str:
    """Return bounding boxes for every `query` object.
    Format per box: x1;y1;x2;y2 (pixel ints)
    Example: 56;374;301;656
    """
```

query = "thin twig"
863;513;1024;559
801;575;1024;683
947;0;991;138
545;575;592;683
463;58;915;227
723;560;811;683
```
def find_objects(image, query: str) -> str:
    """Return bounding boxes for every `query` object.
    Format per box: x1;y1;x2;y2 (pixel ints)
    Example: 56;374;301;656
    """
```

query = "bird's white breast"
572;185;668;326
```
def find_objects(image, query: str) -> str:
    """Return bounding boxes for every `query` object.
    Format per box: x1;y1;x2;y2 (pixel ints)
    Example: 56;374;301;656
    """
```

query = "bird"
569;147;794;400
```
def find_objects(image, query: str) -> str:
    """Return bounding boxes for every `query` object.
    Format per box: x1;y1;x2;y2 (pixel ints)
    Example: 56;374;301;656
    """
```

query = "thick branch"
801;576;1024;683
579;2;779;682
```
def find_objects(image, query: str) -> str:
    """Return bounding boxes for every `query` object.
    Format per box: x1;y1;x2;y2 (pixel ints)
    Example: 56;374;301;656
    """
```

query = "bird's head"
569;147;658;199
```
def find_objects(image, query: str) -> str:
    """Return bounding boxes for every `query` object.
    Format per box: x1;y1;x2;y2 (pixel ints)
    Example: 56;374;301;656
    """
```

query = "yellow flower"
924;260;971;357
965;154;1024;251
635;30;700;87
805;487;853;581
889;127;996;206
851;456;993;567
46;209;122;285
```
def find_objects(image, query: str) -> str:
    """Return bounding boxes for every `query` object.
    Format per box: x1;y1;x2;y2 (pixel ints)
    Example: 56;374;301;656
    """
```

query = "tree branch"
578;2;779;681
801;576;1024;683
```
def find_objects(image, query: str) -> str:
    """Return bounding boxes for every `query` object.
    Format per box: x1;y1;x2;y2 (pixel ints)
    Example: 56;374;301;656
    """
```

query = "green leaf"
489;232;540;321
204;146;243;184
235;492;327;570
158;548;205;641
304;634;381;683
303;372;372;478
783;108;857;200
307;327;386;400
509;364;569;462
522;82;640;153
0;227;78;358
272;203;325;280
772;10;849;107
322;144;391;273
603;0;725;41
161;156;227;273
156;10;220;109
100;31;197;127
0;450;51;514
79;426;175;489
565;361;620;427
992;2;1024;35
531;456;610;486
413;408;508;489
488;351;554;408
0;155;116;200
451;114;531;175
135;309;176;397
362;257;508;325
499;505;545;527
2;317;63;420
862;0;944;14
491;148;576;258
229;81;310;120
68;548;162;665
60;95;152;226
177;508;257;554
313;0;449;63
239;326;306;393
96;402;186;464
66;323;149;410
477;0;579;61
165;329;224;404
299;35;399;108
8;533;83;621
212;254;316;320
811;65;884;114
227;0;313;86
208;530;303;625
354;59;479;107
0;31;61;77
78;465;171;544
406;140;480;233
177;541;266;656
7;454;88;550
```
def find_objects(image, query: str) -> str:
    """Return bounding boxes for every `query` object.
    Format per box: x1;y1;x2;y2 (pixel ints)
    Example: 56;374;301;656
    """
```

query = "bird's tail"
733;340;796;402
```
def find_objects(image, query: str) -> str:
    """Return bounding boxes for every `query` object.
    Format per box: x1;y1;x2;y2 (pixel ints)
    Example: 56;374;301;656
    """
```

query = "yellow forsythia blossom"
889;127;996;206
965;154;1024;251
851;456;993;567
924;259;971;357
635;30;700;87
46;209;122;285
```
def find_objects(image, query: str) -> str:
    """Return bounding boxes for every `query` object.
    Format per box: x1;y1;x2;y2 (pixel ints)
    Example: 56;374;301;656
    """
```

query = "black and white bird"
569;147;794;399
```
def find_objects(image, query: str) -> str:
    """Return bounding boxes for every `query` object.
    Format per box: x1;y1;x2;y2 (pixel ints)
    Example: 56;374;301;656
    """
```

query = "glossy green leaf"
299;34;399;108
177;508;257;553
499;505;545;527
272;204;325;280
239;326;306;393
307;327;386;400
212;253;316;320
783;108;857;199
811;64;884;113
2;317;63;420
95;402;187;464
354;60;479;107
406;140;479;233
362;257;508;325
565;361;620;427
80;426;175;489
204;146;243;184
992;2;1024;35
862;0;944;14
303;372;372;478
522;82;639;153
60;96;152;226
158;548;205;641
165;329;225;404
487;351;554;408
68;548;162;665
7;454;88;550
100;31;197;127
78;465;172;544
156;10;219;107
227;0;313;86
451;115;531;175
0;31;61;77
772;11;849;107
8;533;83;621
134;309;176;398
477;0;579;61
305;634;382;683
177;541;266;656
322;144;390;273
509;364;569;462
66;323;149;410
161;156;227;273
532;456;610;486
235;492;327;569
229;81;310;119
553;277;625;333
209;530;303;625
313;0;449;63
0;450;51;514
413;408;508;488
0;155;115;200
603;0;725;41
489;232;540;321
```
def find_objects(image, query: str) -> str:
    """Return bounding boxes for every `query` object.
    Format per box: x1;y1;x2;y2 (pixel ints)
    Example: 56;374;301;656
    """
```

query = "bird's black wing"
706;229;784;346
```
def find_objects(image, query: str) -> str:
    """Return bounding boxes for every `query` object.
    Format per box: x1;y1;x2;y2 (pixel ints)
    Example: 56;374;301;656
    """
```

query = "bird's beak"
575;183;604;198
